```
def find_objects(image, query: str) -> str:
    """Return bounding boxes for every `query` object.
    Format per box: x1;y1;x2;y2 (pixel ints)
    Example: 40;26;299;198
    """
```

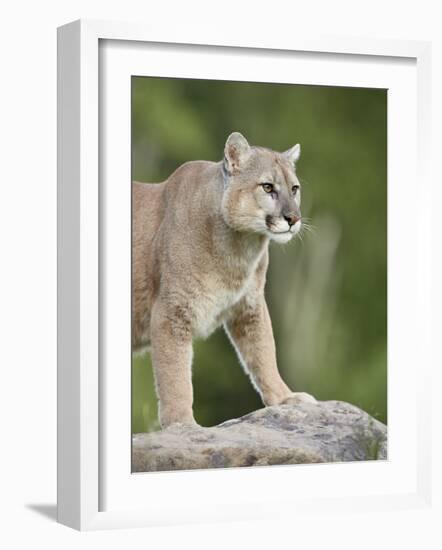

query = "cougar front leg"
150;300;196;428
225;296;316;407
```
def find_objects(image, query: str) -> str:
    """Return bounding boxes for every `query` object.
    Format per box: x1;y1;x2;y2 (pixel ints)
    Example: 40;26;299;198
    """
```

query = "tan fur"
133;132;316;428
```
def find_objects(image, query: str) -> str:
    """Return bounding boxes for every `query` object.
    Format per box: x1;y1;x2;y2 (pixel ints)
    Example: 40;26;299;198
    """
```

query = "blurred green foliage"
131;77;387;433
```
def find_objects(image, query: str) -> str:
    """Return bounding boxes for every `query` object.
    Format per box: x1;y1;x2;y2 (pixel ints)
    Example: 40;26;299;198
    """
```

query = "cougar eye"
262;183;274;194
292;185;300;195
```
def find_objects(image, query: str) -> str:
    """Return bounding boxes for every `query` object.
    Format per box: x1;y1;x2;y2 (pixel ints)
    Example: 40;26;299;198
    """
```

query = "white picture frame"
57;19;432;531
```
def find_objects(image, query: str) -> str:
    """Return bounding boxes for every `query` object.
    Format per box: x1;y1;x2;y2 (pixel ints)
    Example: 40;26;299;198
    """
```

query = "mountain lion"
133;132;316;428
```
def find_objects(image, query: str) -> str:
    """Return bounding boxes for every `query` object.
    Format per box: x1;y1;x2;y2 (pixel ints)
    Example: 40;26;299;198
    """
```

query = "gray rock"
132;400;387;472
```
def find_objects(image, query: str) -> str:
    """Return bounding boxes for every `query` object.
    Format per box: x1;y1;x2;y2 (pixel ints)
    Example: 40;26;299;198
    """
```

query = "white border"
57;19;432;530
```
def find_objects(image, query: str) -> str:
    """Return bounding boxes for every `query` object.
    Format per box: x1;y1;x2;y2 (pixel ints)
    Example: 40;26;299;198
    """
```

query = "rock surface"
132;400;387;472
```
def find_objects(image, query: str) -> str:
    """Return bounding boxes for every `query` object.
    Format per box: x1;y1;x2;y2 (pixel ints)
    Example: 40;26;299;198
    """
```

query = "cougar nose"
284;213;301;227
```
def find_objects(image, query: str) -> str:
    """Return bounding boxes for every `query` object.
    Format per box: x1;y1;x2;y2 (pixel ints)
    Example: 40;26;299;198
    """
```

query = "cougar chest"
192;280;249;339
192;248;263;339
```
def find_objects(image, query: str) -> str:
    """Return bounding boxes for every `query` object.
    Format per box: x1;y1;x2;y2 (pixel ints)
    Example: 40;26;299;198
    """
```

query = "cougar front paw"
281;392;317;406
159;410;197;429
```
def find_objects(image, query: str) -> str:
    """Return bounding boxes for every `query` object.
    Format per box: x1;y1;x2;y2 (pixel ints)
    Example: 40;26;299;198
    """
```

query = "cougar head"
221;132;303;244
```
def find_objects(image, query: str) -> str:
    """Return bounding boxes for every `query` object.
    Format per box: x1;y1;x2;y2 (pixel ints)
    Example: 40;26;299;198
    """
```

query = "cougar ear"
284;143;301;165
224;132;251;173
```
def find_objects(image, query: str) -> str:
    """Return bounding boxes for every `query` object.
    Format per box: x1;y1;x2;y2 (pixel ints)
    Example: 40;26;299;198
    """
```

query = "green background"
131;77;387;433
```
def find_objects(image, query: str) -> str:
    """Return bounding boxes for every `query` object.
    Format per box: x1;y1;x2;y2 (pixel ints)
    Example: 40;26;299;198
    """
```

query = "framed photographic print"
57;19;432;530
